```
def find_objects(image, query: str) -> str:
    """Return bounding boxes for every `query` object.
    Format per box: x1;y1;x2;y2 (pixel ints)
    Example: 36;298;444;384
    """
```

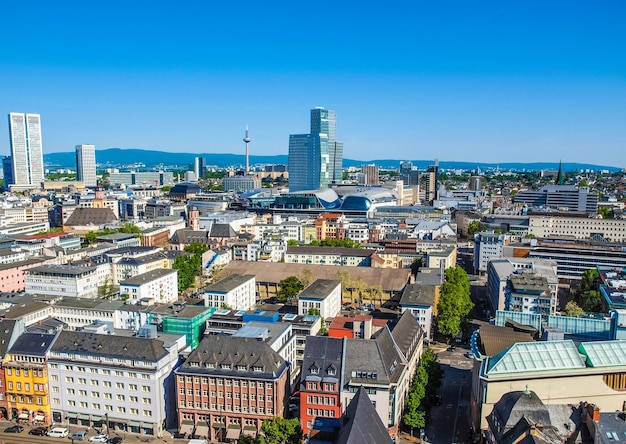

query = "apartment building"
119;268;178;305
528;213;626;242
201;274;256;311
298;279;342;320
473;231;507;274
285;246;375;267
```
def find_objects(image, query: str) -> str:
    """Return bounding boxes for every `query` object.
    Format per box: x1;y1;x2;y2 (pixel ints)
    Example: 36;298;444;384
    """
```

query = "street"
424;343;474;444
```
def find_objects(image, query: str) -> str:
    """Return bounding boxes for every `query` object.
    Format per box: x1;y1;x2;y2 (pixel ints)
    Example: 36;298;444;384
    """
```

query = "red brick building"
175;335;290;441
300;336;345;436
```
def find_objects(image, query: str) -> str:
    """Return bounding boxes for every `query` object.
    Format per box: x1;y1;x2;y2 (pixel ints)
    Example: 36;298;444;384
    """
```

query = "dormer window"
237;365;247;371
309;363;319;375
221;364;231;370
326;365;336;376
253;366;263;372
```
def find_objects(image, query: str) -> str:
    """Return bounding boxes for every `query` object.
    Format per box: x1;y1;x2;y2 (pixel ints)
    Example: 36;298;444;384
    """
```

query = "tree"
299;269;315;288
598;207;612;219
84;231;98;245
237;435;256;444
277;276;303;302
287;239;298;246
467;220;481;238
565;300;585;317
259;417;302;444
119;223;142;235
574;269;602;312
98;275;116;299
437;266;473;340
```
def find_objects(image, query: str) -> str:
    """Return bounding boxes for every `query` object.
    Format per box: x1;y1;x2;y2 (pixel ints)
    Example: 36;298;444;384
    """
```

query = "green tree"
437;266;474;340
98;275;116;299
467;220;481;238
237;435;257;444
598;207;612;219
287;239;298;246
119;222;142;235
84;231;98;245
574;269;602;312
259;417;302;444
565;300;585;317
299;269;315;288
277;276;303;302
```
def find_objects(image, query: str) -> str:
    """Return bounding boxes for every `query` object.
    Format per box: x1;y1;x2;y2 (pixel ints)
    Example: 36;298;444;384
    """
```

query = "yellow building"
3;332;56;425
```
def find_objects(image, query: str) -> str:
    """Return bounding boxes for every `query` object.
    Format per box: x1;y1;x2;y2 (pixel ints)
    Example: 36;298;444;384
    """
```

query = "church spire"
556;160;564;185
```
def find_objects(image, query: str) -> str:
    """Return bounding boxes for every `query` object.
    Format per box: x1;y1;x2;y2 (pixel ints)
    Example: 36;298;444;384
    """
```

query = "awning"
180;420;194;435
78;414;90;420
226;425;241;439
18;413;29;420
67;413;77;418
92;415;102;421
34;415;45;422
242;426;257;437
128;420;141;427
195;423;209;437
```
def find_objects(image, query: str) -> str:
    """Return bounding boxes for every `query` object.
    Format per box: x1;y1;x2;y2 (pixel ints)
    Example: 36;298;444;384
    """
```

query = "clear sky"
1;1;625;166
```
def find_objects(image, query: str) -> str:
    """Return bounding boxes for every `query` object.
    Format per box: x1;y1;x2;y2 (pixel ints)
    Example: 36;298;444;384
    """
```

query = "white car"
47;427;70;438
89;435;109;442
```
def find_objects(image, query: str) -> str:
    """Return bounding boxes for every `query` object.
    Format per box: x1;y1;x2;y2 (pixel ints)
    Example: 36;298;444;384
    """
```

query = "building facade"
297;279;342;320
175;335;289;441
202;274;256;311
8;112;44;188
75;144;97;187
119;268;179;305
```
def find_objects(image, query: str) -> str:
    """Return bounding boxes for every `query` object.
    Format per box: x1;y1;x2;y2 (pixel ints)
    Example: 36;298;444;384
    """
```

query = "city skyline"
1;2;625;166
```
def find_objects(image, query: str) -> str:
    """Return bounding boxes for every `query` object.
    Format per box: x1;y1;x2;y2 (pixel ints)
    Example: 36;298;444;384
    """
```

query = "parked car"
47;427;70;437
465;351;475;359
29;426;48;435
107;437;123;444
70;430;88;440
4;425;24;433
89;435;110;442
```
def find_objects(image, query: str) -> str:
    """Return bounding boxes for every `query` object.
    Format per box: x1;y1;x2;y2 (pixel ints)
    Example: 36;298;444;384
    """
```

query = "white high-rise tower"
8;112;44;187
76;144;97;187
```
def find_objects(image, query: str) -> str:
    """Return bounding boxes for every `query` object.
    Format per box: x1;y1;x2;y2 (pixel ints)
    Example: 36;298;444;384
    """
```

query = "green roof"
579;340;626;367
487;340;586;375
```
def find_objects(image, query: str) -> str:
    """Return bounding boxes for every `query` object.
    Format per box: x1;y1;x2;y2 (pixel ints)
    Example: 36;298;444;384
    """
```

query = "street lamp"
105;413;109;434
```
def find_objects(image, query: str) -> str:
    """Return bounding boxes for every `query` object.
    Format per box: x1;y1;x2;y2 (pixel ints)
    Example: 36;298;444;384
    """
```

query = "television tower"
243;124;252;173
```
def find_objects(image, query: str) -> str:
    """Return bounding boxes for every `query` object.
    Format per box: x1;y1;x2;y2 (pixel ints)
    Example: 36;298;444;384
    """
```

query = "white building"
8;112;44;187
75;144;97;187
25;264;98;298
201;274;256;310
48;329;183;436
473;231;506;274
297;279;342;320
120;268;178;305
528;214;626;243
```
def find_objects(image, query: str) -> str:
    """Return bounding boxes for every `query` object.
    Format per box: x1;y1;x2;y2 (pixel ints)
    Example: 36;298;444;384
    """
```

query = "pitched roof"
389;310;422;361
51;330;169;362
298;279;341;300
344;328;404;386
8;332;57;356
0;319;20;357
209;224;237;238
487;340;586;375
224;261;410;293
64;207;118;226
478;324;535;357
335;386;393;444
301;336;344;389
180;335;287;379
170;229;213;245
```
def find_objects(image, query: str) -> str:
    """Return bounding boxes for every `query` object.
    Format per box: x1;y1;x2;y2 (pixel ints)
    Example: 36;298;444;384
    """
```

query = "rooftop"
120;268;177;286
298;279;341;300
204;274;255;293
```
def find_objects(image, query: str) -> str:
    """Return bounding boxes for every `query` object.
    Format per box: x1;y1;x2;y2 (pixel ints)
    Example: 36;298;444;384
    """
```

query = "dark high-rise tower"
288;107;343;192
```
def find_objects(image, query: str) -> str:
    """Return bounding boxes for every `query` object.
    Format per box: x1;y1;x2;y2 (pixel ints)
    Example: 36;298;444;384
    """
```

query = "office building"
400;161;419;187
288;107;343;192
359;164;379;185
2;156;14;191
75;144;97;187
424;163;439;205
194;157;206;179
8;112;44;188
514;185;598;214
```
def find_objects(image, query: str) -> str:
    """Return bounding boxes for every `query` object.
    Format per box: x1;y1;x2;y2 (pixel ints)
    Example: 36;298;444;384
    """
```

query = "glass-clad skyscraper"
75;144;97;187
8;112;44;187
288;107;342;192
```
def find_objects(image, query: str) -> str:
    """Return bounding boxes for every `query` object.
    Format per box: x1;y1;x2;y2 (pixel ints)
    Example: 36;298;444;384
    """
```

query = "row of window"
1;394;44;404
179;400;273;414
306;408;335;418
53;399;152;416
180;390;272;402
306;395;336;405
56;388;151;403
178;376;273;390
5;368;44;376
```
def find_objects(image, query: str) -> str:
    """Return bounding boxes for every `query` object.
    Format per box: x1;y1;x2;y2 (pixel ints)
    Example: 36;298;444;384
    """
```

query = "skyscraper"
75;144;97;187
288;107;343;192
425;162;439;205
8;112;44;187
194;157;207;179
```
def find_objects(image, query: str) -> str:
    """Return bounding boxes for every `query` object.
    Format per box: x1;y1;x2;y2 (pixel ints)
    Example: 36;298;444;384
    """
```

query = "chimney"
593;406;600;422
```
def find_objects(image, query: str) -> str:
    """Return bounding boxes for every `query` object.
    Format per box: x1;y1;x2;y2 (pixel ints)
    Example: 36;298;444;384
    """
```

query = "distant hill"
43;148;622;172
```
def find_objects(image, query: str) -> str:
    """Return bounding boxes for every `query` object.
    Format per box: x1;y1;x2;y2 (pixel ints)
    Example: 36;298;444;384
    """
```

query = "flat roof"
298;279;341;300
204;274;255;293
120;268;177;286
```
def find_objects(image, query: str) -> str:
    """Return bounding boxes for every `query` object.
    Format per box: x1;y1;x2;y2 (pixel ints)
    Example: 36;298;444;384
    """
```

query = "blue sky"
1;1;625;166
